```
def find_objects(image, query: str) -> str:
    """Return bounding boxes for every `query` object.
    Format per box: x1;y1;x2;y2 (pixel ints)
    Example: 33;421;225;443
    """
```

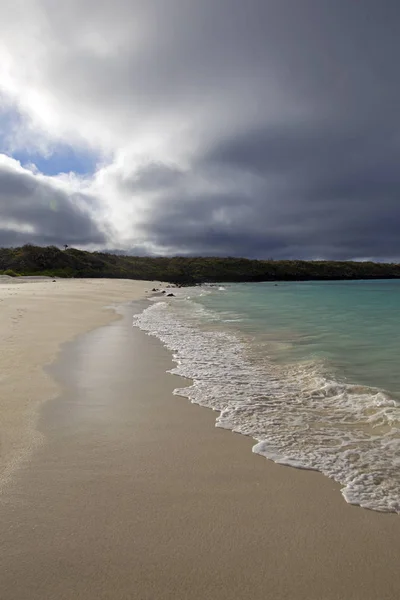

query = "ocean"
133;280;400;513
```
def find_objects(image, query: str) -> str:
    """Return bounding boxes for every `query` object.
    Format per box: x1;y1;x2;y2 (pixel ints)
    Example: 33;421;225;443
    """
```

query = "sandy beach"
0;277;154;489
1;280;400;600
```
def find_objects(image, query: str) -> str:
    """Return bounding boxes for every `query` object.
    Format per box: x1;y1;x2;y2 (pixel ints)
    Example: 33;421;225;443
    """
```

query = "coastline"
0;298;400;599
0;277;157;490
135;285;400;514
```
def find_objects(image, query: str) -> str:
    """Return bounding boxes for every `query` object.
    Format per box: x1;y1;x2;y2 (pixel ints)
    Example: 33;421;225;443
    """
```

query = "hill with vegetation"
1;245;400;284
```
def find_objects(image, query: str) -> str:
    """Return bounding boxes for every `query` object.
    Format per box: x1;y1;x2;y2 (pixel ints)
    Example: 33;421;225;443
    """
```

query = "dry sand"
1;284;400;600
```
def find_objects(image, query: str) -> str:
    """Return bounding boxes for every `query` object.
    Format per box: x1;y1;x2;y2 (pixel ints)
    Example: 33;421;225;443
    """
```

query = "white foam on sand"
133;299;400;513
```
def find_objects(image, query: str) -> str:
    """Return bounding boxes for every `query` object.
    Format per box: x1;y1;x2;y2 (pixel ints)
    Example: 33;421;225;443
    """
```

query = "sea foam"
133;298;400;513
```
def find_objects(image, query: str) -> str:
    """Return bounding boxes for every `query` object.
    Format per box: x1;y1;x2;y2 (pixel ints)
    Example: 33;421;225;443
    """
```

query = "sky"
0;0;399;259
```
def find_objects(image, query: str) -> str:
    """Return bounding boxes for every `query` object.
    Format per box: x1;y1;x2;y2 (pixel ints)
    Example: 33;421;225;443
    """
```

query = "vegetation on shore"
1;245;400;284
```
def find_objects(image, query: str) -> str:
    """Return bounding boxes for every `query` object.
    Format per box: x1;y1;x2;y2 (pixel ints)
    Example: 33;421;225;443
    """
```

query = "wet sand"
0;278;154;488
1;302;400;600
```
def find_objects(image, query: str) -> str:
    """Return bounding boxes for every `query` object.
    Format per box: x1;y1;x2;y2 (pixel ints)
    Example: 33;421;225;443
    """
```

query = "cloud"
0;1;400;259
0;156;107;247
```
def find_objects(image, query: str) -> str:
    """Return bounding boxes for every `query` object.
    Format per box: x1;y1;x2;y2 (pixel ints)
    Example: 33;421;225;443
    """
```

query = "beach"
1;280;400;600
0;277;153;489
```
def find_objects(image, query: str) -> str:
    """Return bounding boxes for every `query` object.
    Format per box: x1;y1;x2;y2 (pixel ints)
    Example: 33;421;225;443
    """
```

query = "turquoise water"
134;281;400;513
199;281;400;396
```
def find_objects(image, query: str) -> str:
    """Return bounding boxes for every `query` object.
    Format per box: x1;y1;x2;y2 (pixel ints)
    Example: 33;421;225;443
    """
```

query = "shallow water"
133;281;400;513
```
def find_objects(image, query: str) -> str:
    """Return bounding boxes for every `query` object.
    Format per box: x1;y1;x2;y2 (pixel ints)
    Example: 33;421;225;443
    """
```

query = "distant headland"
1;245;400;284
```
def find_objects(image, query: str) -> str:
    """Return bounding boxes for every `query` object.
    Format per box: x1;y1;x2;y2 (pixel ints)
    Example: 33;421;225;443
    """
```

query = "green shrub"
1;245;400;283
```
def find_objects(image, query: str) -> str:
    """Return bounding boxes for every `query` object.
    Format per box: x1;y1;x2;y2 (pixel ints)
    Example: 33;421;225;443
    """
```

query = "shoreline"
0;278;158;490
137;286;400;515
1;290;400;598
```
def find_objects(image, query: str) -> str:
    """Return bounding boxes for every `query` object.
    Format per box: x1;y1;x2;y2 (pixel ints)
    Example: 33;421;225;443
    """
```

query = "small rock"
166;293;175;297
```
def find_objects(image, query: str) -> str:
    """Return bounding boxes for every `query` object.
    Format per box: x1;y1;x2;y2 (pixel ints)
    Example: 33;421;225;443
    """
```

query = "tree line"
1;244;400;283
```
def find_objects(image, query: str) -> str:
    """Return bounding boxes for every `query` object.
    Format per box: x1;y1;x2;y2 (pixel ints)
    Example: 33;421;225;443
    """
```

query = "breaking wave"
133;298;400;513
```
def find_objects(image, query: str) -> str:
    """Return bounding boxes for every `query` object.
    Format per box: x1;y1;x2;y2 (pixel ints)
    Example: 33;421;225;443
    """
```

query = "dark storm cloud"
137;118;400;259
115;0;400;259
0;161;107;247
2;0;400;258
49;0;400;125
